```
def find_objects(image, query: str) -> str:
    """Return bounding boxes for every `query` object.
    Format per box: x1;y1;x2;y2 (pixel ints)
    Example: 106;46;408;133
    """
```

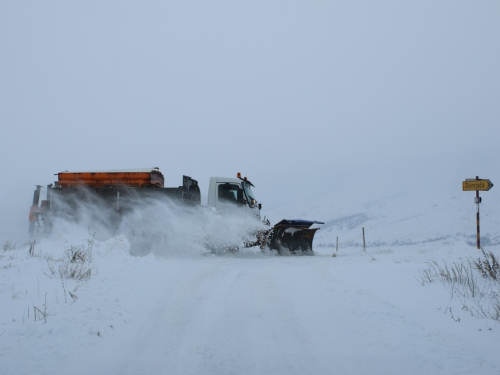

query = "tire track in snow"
79;257;232;375
108;256;324;375
189;258;319;375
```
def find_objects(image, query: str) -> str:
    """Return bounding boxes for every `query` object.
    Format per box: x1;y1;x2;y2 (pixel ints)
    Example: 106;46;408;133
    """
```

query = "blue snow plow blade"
268;220;324;255
275;219;325;228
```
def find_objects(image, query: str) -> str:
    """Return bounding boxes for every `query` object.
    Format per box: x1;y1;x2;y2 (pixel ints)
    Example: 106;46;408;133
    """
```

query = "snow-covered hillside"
1;192;500;375
265;191;500;249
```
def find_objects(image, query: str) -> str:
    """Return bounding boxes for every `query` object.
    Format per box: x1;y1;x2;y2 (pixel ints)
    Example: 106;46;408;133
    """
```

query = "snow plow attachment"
267;220;324;255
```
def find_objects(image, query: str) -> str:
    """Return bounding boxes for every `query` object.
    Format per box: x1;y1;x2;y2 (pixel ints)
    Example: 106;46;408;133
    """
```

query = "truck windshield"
242;182;257;207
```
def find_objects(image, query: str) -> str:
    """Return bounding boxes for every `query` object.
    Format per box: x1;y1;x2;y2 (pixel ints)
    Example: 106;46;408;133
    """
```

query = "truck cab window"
218;183;243;204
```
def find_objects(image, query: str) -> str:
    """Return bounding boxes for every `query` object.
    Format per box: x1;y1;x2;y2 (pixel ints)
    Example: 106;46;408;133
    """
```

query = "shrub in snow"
418;250;500;322
473;249;500;282
28;240;36;257
2;240;16;251
44;236;95;282
58;244;94;281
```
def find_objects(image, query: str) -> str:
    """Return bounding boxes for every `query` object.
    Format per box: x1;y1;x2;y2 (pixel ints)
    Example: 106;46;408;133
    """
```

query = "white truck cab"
207;174;261;218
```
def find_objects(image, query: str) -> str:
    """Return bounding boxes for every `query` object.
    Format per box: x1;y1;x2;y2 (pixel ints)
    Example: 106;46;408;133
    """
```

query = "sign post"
476;184;480;249
462;176;494;249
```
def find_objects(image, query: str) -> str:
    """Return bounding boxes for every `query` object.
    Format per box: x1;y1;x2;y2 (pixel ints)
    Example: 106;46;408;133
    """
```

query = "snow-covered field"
267;191;500;249
1;193;500;375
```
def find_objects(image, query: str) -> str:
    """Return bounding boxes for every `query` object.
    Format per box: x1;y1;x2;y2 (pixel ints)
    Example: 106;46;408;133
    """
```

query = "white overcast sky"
1;1;499;241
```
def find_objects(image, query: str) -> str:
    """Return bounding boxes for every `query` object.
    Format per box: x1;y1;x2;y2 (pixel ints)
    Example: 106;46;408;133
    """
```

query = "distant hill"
264;191;500;249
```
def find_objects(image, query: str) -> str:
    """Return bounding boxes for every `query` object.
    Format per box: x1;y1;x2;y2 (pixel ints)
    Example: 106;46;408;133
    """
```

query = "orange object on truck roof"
56;167;164;188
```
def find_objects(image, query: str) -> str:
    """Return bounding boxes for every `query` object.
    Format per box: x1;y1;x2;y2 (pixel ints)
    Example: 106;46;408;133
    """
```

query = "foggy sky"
1;1;499;242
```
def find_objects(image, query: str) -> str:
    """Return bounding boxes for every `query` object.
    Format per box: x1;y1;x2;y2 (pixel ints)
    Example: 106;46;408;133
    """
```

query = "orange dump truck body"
56;168;164;188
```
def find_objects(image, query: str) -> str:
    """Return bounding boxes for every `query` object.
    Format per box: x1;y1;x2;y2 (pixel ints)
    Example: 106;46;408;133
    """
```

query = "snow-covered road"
13;243;491;375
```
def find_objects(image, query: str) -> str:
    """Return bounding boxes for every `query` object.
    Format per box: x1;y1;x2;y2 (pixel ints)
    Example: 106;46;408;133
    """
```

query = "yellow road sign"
462;179;494;191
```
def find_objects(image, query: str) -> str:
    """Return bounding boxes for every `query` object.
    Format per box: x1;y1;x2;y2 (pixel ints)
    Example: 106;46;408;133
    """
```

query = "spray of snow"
43;192;268;258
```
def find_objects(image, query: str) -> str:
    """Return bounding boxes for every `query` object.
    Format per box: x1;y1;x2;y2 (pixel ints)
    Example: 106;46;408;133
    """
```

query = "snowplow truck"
28;168;323;255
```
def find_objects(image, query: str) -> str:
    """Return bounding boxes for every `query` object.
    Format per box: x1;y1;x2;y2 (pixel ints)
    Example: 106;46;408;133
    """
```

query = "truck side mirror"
258;203;262;210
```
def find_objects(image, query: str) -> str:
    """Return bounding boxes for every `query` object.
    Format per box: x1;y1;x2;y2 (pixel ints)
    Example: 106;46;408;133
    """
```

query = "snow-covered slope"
265;191;500;249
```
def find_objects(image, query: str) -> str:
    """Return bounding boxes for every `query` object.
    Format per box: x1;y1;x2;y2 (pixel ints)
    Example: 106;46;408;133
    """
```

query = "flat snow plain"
1;235;499;375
